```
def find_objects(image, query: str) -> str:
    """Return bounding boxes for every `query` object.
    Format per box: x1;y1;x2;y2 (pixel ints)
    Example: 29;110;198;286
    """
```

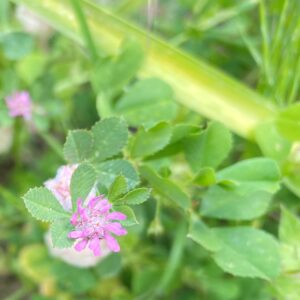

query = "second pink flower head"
5;91;32;120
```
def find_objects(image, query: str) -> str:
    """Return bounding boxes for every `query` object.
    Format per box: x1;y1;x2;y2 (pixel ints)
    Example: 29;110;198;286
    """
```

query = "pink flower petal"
105;234;120;252
70;213;78;225
88;196;103;209
89;237;101;256
98;203;112;214
94;199;109;210
68;230;83;239
5;91;32;120
106;212;127;221
79;208;89;222
74;239;88;252
82;227;94;237
77;199;83;210
105;223;127;236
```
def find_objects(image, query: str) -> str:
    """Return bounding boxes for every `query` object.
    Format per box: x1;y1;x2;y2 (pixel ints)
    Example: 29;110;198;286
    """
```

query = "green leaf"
53;262;96;294
147;124;199;159
91;39;143;97
273;275;300;300
108;175;128;201
170;124;199;144
217;158;281;191
94;253;122;278
50;219;74;248
276;103;300;141
63;129;94;163
96;92;114;118
201;158;281;220
70;163;96;209
189;219;280;280
95;159;139;189
115;78;178;127
140;165;190;209
130;122;172;158
194;167;216;187
279;207;300;272
212;227;281;280
255;121;291;162
202;187;272;221
188;218;221;252
18;244;52;284
92;117;128;161
115;188;151;205
23;187;70;222
17;52;47;84
114;205;138;226
184;122;232;172
1;31;34;59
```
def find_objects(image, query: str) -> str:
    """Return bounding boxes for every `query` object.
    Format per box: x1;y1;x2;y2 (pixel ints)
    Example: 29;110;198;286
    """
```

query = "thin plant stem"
12;118;22;168
70;0;98;61
37;129;65;161
271;0;289;67
155;220;187;295
259;0;273;89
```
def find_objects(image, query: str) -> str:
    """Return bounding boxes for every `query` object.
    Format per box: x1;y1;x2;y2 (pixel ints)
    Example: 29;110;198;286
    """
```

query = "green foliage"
140;165;190;209
4;1;300;299
92;117;128;161
108;175;128;201
189;219;281;280
95;159;140;189
276;103;300;141
255;121;291;162
115;205;138;226
201;158;281;220
114;188;151;205
130;122;172;158
17;52;47;84
50;219;74;248
94;253;122;278
92;39;144;115
184;122;232;172
279;207;300;272
0;31;34;59
115;78;178;127
54;263;96;294
93;39;143;94
18;244;53;284
23;187;70;222
70;163;96;208
212;227;280;280
63;130;94;163
193;167;217;187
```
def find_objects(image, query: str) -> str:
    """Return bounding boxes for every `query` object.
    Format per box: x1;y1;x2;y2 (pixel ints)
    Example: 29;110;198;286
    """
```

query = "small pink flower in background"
5;91;33;121
68;196;127;256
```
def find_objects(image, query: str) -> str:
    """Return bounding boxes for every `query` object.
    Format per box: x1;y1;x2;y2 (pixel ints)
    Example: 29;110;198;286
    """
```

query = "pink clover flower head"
45;164;96;211
68;196;127;256
5;91;32;120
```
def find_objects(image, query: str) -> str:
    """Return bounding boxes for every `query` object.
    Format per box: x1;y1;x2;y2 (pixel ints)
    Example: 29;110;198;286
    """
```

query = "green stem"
155;220;187;295
259;0;273;89
37;130;65;161
69;0;98;61
12;118;22;168
11;0;277;140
